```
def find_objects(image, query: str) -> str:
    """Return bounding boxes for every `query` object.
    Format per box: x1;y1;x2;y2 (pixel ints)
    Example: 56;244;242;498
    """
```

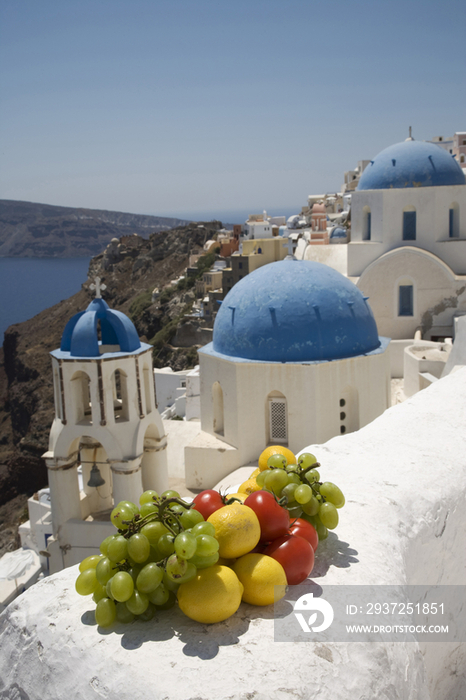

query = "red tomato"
263;534;314;585
244;491;290;543
191;490;224;520
289;518;319;552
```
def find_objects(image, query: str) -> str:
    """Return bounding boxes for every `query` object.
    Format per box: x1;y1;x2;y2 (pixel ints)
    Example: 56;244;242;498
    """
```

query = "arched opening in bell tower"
112;369;129;421
70;371;92;424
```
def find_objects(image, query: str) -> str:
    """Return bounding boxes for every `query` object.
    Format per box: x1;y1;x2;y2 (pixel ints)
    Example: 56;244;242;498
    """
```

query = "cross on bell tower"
89;277;107;298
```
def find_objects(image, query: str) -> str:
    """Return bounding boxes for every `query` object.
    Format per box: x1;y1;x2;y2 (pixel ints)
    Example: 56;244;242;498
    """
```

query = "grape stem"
299;462;321;477
120;497;192;538
157;497;191;536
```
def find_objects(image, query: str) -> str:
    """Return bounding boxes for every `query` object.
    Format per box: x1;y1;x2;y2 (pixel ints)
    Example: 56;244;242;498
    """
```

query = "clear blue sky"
1;0;465;221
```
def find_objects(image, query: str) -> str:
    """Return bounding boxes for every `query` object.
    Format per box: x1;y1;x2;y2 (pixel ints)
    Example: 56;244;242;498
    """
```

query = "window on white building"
399;285;414;316
268;396;288;444
402;209;416;241
449;203;460;238
363;206;371;241
212;381;224;436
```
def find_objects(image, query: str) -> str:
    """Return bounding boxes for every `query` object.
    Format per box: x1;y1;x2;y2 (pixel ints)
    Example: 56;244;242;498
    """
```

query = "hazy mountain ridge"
0;200;191;258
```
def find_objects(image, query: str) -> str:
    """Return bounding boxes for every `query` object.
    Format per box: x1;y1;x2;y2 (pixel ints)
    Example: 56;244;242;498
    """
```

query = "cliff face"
0;221;220;507
0;199;190;258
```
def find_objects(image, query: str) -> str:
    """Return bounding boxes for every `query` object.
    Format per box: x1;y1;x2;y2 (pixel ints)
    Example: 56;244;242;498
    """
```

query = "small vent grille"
269;399;287;443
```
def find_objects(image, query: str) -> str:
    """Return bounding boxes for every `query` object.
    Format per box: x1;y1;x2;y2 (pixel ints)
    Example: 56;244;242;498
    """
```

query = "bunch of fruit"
75;446;344;628
75;489;227;626
237;446;345;544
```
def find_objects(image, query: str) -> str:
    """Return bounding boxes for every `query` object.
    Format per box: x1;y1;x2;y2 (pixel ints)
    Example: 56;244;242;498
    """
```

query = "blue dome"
330;226;347;238
357;140;466;190
60;298;141;357
212;260;381;362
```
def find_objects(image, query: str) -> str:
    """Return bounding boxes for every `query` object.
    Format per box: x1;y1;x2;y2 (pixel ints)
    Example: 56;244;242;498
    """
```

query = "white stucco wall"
185;368;200;421
403;344;450;397
154;367;188;413
300;242;349;275
162;418;201;479
185;345;390;487
389;339;443;378
442;315;466;375
356;247;466;339
349;184;466;277
2;367;465;700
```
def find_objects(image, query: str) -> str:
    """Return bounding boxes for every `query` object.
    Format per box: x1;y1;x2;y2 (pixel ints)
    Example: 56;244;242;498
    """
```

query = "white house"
154;365;201;420
242;211;287;240
429;131;466;173
185;259;391;488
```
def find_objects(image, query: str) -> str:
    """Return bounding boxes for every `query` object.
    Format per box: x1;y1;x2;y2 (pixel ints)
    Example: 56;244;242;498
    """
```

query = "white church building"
39;281;168;573
300;136;466;341
185;259;391;489
349;137;466;340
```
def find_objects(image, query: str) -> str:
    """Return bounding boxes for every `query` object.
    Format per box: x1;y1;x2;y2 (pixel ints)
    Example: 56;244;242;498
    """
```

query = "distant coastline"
0;199;304;259
0;199;190;258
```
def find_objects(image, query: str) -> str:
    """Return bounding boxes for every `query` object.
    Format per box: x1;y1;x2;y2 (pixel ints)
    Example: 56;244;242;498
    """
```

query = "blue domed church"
348;137;466;340
185;260;390;488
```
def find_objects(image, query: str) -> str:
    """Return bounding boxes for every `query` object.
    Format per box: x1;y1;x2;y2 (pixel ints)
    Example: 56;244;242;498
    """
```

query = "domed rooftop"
357;140;466;190
211;260;381;362
330;226;347;238
60;298;141;358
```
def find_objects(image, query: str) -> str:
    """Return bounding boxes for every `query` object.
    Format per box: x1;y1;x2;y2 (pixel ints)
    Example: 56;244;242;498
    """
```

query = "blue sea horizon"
0;257;91;343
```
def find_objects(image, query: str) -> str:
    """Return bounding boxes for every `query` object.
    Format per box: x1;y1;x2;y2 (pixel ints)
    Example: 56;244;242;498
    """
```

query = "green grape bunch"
256;452;345;542
75;489;219;628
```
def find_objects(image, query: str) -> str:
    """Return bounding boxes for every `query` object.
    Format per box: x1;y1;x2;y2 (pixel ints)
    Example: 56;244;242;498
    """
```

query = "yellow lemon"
258;445;296;472
250;467;261;479
207;502;260;559
233;553;287;606
238;477;261;495
177;565;244;624
225;492;248;503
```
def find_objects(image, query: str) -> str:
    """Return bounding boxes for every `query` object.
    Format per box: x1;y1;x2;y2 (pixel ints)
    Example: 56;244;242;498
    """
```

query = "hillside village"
155;130;466;419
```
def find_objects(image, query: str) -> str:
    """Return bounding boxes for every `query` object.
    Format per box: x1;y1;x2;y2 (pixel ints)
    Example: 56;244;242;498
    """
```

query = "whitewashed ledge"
1;369;466;700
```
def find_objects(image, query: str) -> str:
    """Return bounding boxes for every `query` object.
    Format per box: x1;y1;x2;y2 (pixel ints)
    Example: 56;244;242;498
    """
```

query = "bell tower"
43;279;168;572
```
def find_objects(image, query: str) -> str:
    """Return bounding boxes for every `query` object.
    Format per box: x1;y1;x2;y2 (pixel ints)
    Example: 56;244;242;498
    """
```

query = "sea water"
0;257;91;342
